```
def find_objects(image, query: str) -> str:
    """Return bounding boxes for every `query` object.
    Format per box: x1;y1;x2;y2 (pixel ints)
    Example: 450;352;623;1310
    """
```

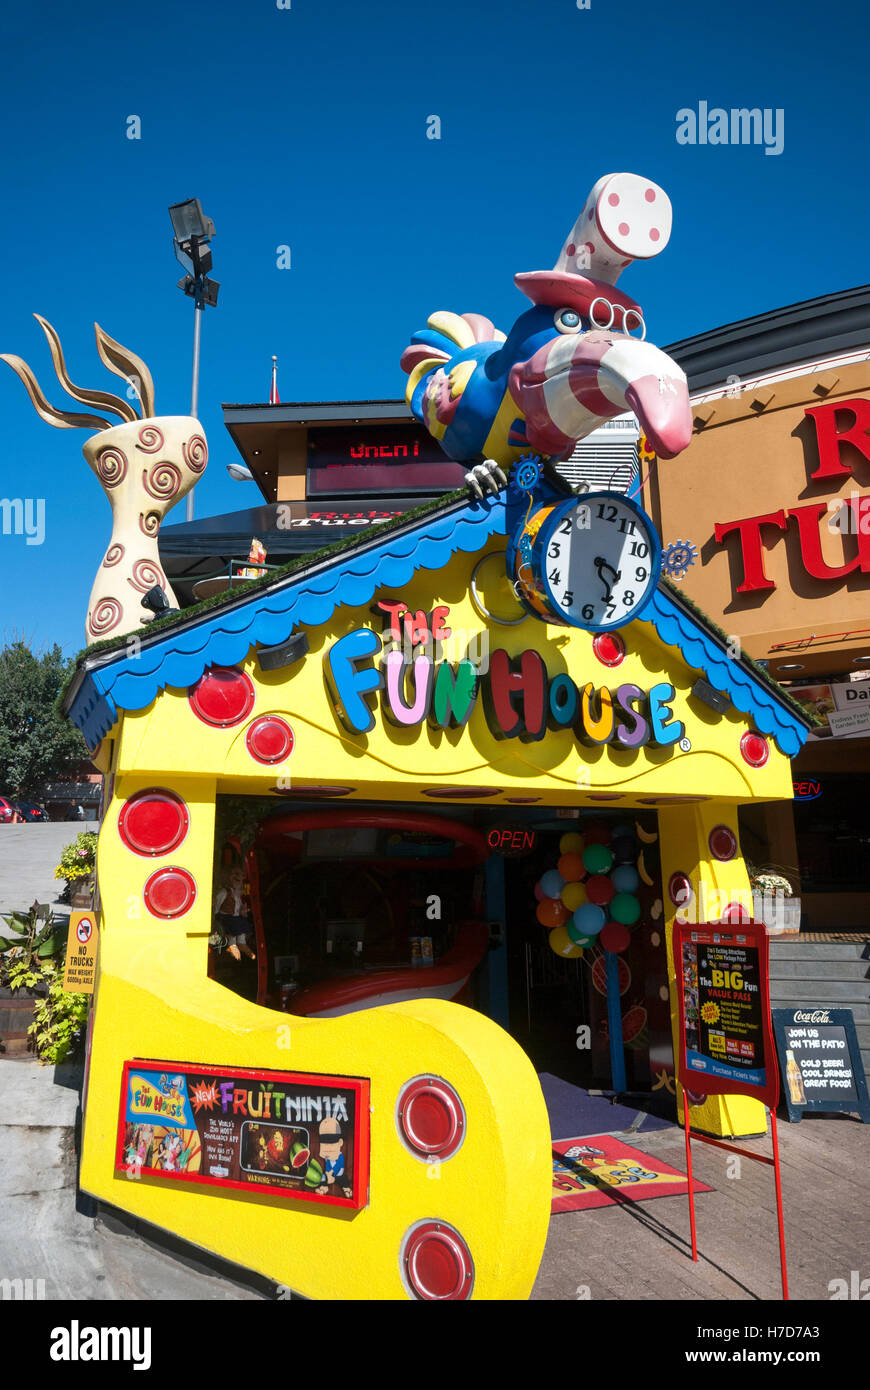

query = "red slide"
288;919;491;1018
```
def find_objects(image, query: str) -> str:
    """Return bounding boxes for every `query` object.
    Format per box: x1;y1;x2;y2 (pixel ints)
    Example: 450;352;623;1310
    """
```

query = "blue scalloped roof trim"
67;491;810;763
68;495;508;737
643;589;808;758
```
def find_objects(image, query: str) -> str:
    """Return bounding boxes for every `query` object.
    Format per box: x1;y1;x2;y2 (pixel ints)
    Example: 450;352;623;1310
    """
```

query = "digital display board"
306;425;467;498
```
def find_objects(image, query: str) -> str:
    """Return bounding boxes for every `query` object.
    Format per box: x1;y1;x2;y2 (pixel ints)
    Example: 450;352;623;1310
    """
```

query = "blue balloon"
573;902;606;936
541;869;566;899
612;823;634;840
612;835;637;863
612;865;639;894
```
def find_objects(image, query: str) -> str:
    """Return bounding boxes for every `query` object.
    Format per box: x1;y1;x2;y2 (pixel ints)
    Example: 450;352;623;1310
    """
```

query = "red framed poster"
115;1059;370;1209
673;920;779;1109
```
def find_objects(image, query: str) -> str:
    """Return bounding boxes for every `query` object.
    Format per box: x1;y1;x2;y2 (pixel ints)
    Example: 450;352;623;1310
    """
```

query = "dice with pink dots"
555;173;673;286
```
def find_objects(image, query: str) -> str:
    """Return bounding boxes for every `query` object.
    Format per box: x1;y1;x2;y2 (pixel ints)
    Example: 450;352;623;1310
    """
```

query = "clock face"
539;493;660;631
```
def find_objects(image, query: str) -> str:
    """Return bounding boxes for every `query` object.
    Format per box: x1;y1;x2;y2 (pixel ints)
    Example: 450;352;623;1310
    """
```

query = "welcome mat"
538;1072;674;1141
551;1133;712;1214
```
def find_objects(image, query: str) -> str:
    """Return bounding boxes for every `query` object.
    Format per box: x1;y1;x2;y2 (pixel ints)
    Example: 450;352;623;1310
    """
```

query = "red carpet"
551;1133;712;1214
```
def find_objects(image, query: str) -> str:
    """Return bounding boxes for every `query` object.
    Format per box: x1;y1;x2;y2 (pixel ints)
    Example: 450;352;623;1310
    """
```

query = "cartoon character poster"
116;1061;369;1209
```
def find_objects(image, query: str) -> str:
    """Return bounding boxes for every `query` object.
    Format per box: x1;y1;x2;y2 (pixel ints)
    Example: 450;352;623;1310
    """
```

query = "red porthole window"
740;731;769;767
143;867;197;919
118;789;190;857
401;1220;474;1300
246;716;295;764
189;667;255;727
720;900;751;924
668;872;693;907
709;824;738;862
397;1077;465;1162
592;632;626;667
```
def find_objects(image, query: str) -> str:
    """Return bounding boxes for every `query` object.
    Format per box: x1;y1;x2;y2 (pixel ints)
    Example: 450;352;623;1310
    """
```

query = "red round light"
740;731;769;767
189;667;255;727
401;1221;474;1300
592;632;626;667
709;825;738;861
143;867;196;919
668;872;693;907
118;789;189;857
720;900;751;924
246;716;295;764
397;1077;465;1161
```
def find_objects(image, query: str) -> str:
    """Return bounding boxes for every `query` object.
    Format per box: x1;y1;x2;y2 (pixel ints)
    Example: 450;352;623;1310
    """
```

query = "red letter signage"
713;511;787;592
805;399;870;482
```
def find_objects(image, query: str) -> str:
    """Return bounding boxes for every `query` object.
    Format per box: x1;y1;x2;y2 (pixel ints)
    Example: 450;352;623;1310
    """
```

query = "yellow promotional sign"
62;910;99;994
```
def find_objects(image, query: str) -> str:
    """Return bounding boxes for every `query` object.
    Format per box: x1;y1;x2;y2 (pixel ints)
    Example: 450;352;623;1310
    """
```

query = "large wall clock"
507;492;662;632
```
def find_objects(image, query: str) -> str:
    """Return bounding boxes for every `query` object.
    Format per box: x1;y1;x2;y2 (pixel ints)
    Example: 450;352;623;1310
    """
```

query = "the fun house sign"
324;599;685;749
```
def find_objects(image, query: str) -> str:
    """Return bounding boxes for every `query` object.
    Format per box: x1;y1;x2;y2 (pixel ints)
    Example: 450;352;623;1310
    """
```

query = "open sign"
486;826;538;857
793;780;822;802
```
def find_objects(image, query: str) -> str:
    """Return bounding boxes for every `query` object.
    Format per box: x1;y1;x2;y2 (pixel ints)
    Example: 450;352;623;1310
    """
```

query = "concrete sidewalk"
0;823;98;923
532;1105;869;1300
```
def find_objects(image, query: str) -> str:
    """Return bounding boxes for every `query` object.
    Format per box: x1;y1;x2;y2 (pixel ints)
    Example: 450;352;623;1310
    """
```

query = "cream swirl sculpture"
1;317;207;644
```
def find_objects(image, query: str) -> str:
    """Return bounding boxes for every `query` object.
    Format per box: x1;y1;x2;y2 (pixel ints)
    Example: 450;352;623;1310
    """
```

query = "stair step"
769;980;870;1005
770;959;870;982
770;943;870;961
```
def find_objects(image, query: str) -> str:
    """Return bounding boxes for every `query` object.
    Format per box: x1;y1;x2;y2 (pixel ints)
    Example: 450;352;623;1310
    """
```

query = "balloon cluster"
536;825;641;958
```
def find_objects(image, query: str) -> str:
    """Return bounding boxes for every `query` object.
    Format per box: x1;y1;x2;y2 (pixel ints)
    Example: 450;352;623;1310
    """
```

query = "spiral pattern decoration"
183;433;208;474
139;510;161;537
128;558;165;593
89;597;123;636
136;424;165;454
95;446;128;488
103;543;125;568
142;461;182;500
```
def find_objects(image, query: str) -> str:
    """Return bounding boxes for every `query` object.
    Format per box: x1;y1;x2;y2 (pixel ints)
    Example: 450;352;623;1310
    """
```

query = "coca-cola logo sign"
793;1009;832;1024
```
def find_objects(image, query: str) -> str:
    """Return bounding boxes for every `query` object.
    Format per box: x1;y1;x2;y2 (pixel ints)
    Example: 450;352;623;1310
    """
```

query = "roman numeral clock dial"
509;492;662;632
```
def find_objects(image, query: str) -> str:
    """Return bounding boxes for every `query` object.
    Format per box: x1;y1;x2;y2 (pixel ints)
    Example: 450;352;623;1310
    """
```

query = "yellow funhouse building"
64;473;811;1300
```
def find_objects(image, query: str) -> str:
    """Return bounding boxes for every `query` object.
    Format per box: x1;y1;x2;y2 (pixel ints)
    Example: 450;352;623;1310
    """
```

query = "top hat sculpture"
1;317;207;645
402;171;692;470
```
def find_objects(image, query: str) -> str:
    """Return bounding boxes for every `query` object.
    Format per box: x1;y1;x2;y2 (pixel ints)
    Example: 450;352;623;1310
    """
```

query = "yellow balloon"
560;832;585;855
561;881;588;912
549;925;584;959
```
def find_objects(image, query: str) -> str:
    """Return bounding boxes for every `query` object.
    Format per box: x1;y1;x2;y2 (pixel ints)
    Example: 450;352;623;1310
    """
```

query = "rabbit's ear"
35;315;138;423
94;323;156;419
0;352;113;430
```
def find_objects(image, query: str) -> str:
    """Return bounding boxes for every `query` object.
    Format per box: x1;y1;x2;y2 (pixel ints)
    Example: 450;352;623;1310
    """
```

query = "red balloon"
584;826;611;846
536;898;570;928
600;921;630;953
585;873;615;906
534;881;546;902
557;852;586;883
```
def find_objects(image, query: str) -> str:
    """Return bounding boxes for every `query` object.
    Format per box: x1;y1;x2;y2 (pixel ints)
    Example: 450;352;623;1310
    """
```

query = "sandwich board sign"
772;1008;870;1123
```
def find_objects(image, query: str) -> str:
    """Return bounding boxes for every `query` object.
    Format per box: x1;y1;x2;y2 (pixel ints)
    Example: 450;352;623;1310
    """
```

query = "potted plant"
54;830;97;907
747;863;802;936
0;904;88;1062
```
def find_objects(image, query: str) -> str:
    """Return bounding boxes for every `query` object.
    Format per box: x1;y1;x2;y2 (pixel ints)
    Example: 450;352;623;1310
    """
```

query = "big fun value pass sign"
673;920;779;1108
115;1061;370;1209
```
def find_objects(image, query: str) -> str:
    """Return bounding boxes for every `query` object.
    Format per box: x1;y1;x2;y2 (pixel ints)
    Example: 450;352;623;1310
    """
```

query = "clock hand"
594;556;621;602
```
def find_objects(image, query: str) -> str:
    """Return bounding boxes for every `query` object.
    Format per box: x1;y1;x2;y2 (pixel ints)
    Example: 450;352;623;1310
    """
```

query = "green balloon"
582;843;613;875
569;932;595;947
610;892;640;925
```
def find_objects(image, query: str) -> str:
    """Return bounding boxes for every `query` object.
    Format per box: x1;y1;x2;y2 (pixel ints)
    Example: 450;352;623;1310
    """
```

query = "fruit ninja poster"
680;932;766;1089
115;1061;369;1209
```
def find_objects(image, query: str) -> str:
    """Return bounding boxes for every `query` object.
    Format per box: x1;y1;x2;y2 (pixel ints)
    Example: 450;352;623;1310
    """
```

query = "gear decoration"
661;539;698;581
509;453;544;495
637;433;656;466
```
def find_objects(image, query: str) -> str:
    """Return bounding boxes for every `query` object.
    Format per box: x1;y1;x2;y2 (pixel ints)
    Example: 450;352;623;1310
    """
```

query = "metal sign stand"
679;1080;789;1300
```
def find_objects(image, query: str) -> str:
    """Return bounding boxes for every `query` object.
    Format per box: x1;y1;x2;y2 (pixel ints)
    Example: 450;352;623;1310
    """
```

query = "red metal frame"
674;920;788;1299
115;1058;370;1210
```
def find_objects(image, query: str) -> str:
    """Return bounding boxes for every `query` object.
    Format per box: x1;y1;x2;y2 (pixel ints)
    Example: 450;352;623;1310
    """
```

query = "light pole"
168;198;219;521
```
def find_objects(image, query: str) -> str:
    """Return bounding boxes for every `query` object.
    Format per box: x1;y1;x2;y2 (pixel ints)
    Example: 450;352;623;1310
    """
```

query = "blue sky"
0;0;867;655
